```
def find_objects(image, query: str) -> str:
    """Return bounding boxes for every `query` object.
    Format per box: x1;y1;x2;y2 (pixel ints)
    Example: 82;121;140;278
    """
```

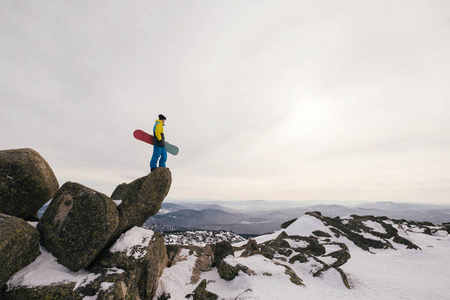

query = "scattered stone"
205;244;215;267
442;223;450;234
187;279;218;300
0;148;59;220
313;230;332;237
274;262;304;286
277;248;293;257
245;239;258;251
191;252;212;284
218;260;255;281
266;237;290;249
289;254;308;264
326;244;351;268
213;241;255;281
240;239;275;260
166;244;182;267
393;235;421;250
240;239;258;258
336;267;351;289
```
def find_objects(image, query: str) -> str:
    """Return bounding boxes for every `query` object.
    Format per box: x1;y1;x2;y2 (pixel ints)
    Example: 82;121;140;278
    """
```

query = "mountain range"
144;200;450;235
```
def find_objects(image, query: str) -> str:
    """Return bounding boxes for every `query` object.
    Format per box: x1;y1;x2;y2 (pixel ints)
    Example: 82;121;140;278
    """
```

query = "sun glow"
283;98;338;141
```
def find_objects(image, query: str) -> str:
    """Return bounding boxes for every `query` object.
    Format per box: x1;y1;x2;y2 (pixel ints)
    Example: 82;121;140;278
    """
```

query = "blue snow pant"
150;144;167;169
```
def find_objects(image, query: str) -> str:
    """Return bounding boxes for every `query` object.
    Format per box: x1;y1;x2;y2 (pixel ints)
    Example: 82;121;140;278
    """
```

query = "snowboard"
133;129;179;155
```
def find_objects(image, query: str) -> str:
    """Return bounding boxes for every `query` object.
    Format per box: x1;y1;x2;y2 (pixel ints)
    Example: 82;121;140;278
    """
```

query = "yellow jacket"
153;119;165;146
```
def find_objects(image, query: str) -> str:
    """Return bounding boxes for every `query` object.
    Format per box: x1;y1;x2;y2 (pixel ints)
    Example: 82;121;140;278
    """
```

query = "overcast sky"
1;0;449;204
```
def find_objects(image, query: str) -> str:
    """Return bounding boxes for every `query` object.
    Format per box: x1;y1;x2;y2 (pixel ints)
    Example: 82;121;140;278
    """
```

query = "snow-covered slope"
8;213;449;299
155;213;450;300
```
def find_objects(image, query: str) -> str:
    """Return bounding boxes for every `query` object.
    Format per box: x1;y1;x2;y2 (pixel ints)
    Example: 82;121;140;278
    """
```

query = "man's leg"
159;147;167;167
150;145;162;170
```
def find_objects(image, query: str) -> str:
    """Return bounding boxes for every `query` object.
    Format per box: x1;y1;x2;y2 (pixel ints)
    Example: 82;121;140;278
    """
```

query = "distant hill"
39;201;450;235
144;201;450;234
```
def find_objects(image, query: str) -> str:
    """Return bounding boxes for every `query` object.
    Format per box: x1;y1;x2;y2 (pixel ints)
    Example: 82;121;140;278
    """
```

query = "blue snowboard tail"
165;142;179;156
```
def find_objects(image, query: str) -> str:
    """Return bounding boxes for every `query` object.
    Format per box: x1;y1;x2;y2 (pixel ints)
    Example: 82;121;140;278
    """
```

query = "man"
150;114;167;172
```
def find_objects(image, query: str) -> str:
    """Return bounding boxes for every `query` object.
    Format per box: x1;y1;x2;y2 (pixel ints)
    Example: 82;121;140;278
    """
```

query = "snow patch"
7;246;100;291
106;267;124;275
285;239;308;249
109;226;154;259
363;220;387;234
155;248;198;300
27;221;38;228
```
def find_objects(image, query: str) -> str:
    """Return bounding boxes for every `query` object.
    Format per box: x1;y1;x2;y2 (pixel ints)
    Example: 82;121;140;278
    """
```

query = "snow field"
156;214;450;300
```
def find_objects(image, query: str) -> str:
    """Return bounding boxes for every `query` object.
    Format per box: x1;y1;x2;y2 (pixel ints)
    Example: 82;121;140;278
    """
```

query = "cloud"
1;0;449;202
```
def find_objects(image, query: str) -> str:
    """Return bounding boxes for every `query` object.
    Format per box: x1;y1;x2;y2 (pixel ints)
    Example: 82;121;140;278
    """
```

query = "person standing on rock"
150;114;167;172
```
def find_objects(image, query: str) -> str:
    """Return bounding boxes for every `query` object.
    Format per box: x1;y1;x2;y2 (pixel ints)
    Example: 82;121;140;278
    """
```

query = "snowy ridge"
156;212;450;300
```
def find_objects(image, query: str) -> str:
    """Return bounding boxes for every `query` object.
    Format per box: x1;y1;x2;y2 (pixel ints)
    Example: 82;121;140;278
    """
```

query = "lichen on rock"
0;213;40;287
37;182;119;271
0;148;59;221
110;168;172;244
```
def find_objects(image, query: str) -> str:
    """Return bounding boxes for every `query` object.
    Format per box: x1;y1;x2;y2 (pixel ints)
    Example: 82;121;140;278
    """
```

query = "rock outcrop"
5;227;167;300
306;211;422;251
0;148;173;299
0;148;59;220
111;168;172;240
90;227;168;300
37;182;120;271
0;214;40;287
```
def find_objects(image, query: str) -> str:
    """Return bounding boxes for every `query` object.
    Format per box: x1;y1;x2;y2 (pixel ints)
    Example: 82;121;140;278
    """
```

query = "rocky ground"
155;212;450;300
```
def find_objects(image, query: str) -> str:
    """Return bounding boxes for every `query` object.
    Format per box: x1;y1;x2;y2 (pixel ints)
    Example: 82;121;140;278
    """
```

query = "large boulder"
111;168;172;240
0;213;40;288
37;182;119;271
0;148;59;220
